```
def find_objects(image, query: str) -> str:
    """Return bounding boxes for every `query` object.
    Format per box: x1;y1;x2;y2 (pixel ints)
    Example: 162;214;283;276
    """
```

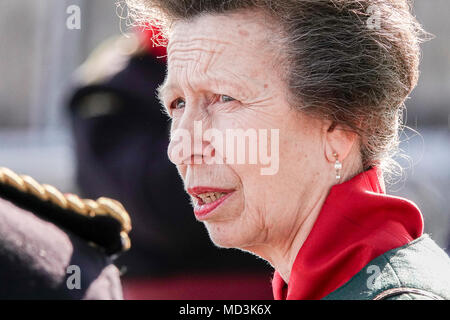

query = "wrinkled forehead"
167;11;276;64
163;11;281;87
168;11;271;44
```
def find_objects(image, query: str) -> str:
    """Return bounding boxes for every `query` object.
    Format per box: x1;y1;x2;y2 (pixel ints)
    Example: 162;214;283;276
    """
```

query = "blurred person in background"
67;25;272;299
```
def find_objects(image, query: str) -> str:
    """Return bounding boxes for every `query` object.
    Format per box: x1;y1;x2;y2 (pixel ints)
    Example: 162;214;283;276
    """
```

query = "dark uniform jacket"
0;167;131;299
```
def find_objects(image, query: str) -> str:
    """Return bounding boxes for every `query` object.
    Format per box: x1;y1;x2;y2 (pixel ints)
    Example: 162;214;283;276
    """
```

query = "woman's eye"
170;98;185;110
220;95;235;103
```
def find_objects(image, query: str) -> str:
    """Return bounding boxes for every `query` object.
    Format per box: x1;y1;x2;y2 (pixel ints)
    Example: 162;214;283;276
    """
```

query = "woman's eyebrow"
157;77;245;104
157;81;176;106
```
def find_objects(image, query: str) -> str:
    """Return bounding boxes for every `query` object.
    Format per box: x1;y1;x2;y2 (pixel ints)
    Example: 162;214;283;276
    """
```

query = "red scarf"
272;167;423;300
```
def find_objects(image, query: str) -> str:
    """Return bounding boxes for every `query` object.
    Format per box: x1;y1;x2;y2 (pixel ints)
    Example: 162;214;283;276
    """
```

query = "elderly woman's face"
162;12;330;251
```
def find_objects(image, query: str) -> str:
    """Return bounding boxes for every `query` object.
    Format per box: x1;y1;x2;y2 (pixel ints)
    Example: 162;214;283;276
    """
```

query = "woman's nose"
167;107;213;166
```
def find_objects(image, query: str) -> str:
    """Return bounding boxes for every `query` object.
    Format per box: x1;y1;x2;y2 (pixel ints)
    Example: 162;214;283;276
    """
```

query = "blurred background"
0;0;449;298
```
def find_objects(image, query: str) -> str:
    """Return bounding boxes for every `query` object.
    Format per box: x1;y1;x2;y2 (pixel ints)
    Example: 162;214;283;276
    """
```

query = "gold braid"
0;167;131;251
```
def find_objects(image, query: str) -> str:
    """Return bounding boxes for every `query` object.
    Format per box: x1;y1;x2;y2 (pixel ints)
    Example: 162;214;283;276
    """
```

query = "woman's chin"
204;220;255;249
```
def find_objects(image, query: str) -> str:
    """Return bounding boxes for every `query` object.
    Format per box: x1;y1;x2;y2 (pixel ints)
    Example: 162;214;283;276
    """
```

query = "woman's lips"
187;187;235;219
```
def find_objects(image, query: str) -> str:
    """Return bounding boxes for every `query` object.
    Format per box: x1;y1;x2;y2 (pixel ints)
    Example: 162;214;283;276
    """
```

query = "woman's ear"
323;121;359;163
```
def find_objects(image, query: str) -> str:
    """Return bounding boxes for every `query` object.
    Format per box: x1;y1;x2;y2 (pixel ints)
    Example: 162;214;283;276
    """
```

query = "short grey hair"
123;0;428;175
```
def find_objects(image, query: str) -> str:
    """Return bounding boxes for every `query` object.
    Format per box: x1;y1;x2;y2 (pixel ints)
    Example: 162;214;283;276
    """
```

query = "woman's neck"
246;183;331;284
243;156;363;284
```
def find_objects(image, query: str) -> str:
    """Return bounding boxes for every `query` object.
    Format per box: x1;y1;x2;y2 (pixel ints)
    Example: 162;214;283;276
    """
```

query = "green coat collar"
323;235;450;300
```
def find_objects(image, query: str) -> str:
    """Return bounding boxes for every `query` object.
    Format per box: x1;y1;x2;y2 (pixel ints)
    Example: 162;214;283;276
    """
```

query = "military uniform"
0;167;131;299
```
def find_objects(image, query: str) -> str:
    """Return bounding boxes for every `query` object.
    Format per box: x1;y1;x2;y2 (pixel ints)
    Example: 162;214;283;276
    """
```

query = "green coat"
323;235;450;300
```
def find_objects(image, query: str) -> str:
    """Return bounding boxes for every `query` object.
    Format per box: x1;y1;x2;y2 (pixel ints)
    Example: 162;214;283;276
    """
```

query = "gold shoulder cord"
0;167;131;251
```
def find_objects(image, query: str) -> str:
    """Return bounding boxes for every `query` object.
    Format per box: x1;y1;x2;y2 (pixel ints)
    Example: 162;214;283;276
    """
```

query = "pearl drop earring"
334;153;342;181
